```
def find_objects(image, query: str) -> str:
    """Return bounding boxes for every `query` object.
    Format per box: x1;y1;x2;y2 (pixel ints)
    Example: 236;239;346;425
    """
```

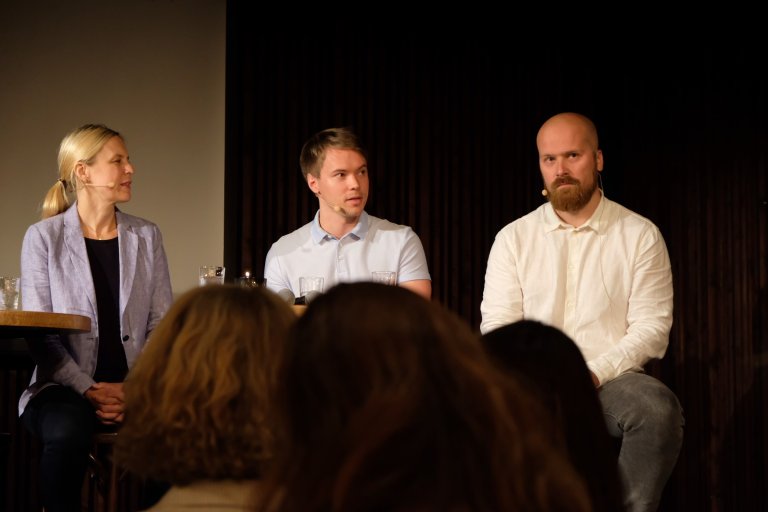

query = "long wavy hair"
257;282;591;512
114;285;295;485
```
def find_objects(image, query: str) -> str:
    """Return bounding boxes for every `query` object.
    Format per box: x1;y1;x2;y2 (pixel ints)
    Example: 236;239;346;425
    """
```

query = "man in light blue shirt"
264;127;431;300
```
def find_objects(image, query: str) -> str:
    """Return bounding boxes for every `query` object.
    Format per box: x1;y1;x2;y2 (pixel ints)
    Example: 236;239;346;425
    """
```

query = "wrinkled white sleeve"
480;229;524;334
587;226;673;385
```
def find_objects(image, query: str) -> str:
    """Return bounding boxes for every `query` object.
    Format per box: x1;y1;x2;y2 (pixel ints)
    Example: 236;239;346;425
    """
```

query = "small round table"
0;310;91;338
0;310;91;509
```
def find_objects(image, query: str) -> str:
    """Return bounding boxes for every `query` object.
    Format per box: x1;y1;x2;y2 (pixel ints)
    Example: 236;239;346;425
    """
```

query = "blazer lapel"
63;203;97;316
117;211;138;319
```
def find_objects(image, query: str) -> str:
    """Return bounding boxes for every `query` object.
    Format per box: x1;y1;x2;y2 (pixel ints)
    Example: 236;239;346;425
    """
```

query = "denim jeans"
599;372;684;512
21;385;97;512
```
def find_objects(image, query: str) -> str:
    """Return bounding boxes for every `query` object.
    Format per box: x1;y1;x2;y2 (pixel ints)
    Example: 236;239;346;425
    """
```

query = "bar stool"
86;432;119;512
85;431;146;512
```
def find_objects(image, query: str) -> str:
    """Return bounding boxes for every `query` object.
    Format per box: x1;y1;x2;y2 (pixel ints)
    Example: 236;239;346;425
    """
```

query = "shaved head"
536;112;604;217
537;113;599;152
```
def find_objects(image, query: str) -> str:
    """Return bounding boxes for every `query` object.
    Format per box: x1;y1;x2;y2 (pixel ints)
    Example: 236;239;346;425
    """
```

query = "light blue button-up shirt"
264;211;430;297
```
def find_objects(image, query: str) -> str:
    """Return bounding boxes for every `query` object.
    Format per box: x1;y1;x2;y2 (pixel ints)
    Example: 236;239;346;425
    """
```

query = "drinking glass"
0;276;21;310
299;276;324;297
371;271;397;286
199;265;225;286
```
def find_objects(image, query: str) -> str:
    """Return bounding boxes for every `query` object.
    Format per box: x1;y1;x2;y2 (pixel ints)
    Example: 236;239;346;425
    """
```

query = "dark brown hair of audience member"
257;282;592;512
114;284;295;485
483;320;625;512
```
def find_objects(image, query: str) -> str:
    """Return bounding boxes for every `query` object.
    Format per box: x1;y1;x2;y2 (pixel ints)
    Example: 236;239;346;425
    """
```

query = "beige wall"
0;0;225;296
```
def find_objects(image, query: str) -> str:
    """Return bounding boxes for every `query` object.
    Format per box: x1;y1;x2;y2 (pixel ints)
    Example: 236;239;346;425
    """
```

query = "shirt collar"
542;192;608;233
584;194;609;233
310;210;369;243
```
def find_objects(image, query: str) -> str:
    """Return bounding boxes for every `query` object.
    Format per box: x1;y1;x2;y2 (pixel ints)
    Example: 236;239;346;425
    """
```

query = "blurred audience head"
483;320;624;512
115;284;295;485
258;282;591;512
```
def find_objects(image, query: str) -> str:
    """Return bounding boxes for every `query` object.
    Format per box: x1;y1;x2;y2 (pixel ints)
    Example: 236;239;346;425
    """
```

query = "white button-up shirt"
480;195;673;385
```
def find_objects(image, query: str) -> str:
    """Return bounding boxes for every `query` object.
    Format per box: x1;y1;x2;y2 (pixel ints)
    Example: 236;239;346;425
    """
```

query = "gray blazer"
18;202;173;415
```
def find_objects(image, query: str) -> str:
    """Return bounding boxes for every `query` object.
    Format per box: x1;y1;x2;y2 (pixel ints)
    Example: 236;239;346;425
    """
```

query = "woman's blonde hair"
41;123;121;219
114;285;295;485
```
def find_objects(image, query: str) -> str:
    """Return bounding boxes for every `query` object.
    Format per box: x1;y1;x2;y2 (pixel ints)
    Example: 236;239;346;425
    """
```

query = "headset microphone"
85;182;117;189
316;191;347;216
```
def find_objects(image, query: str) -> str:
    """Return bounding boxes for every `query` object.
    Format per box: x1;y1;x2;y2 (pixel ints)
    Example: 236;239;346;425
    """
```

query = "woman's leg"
21;385;95;512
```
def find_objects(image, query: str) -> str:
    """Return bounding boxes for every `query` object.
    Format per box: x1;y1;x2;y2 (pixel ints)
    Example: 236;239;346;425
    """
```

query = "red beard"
547;173;598;212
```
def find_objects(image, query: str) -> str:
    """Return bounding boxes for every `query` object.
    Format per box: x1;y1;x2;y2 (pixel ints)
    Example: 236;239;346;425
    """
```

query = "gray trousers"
599;372;684;512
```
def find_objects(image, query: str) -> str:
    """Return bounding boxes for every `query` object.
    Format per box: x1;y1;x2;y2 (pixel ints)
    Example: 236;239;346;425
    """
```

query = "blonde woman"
19;124;172;512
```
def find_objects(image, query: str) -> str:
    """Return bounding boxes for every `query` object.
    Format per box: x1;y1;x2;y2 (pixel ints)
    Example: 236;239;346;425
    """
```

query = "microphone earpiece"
541;188;548;197
316;191;347;215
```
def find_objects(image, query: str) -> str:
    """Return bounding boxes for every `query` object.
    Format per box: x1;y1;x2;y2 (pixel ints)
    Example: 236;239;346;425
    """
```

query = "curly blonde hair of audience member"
114;284;295;485
257;282;591;512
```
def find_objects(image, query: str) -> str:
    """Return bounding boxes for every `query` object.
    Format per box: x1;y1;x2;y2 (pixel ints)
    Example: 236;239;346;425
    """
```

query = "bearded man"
480;112;684;512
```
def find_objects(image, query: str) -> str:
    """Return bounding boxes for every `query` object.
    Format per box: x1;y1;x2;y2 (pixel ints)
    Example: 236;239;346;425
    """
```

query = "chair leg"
86;432;119;512
107;454;118;512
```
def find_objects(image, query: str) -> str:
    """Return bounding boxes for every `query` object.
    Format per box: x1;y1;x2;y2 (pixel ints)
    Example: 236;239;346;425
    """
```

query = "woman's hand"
84;382;125;424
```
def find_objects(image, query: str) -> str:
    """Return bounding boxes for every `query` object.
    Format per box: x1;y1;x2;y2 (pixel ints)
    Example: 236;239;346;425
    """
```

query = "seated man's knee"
627;375;684;436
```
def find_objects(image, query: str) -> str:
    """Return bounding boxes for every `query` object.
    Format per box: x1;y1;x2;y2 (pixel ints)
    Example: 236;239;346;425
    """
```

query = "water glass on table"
199;265;225;286
298;276;324;304
0;276;21;310
371;271;397;286
236;270;261;288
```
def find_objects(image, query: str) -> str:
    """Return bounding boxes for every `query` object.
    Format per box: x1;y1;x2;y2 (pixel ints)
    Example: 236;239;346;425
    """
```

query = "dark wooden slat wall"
226;14;767;512
1;352;39;511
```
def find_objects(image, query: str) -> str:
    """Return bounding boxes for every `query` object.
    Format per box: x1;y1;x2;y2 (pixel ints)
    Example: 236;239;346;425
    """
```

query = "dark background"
225;12;767;511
